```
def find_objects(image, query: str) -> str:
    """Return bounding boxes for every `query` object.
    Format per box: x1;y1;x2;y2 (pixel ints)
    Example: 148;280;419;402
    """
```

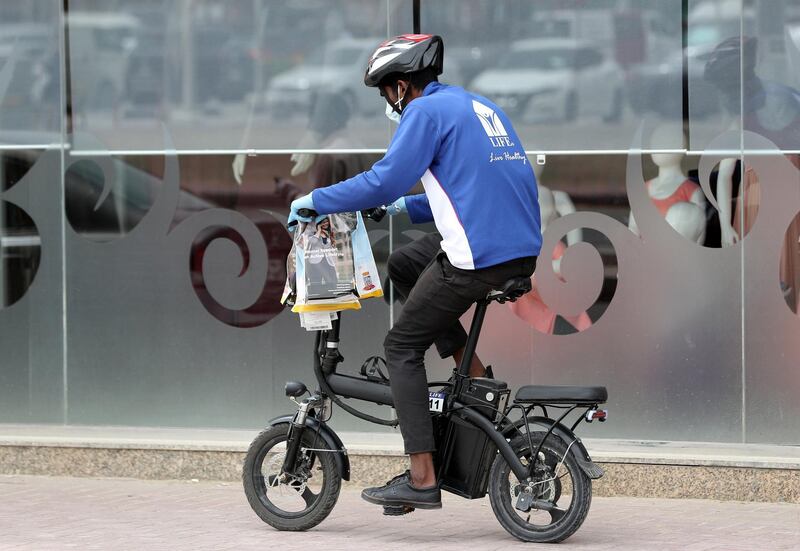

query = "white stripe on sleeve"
420;169;475;270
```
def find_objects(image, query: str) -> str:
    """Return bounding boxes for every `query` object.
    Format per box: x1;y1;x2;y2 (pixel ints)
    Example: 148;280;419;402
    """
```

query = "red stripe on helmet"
398;33;432;42
377;33;431;48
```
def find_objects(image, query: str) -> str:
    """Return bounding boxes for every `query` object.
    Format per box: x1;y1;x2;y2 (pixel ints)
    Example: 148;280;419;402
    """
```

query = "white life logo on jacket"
472;100;515;148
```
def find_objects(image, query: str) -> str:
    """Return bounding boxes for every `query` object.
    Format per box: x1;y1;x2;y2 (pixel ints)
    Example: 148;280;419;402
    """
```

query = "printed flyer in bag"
282;212;382;319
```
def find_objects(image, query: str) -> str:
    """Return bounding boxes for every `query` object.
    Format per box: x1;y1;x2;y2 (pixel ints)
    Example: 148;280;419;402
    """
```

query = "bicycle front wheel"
243;424;341;531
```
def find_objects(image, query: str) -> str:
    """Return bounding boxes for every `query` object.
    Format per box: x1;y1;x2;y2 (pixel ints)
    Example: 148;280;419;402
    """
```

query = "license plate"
428;392;445;413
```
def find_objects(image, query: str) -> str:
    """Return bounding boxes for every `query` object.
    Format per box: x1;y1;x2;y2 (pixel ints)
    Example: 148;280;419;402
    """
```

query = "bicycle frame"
250;208;608;541
313;298;546;483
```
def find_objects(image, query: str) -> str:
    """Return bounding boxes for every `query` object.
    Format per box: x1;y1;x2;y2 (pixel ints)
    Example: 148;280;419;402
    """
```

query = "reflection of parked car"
0;45;43;114
627;14;754;120
191;27;252;104
627;45;720;120
216;36;258;102
447;44;504;87
123;29;169;114
0;24;58;128
264;38;382;118
0;23;54;59
67;12;140;110
471;39;623;123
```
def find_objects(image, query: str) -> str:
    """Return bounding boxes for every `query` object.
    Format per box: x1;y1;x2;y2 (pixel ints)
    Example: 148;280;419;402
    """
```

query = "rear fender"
502;415;604;480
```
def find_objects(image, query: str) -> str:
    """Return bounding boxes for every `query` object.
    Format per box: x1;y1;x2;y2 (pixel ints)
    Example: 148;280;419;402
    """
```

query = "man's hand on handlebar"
287;194;393;230
288;193;317;229
385;197;407;216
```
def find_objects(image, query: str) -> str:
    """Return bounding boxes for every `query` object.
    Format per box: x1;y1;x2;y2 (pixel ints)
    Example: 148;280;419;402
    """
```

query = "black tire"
488;432;592;543
243;424;341;531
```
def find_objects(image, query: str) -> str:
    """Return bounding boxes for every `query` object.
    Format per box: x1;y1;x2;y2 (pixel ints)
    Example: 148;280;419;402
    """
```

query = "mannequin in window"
703;36;800;309
703;36;800;245
628;126;706;244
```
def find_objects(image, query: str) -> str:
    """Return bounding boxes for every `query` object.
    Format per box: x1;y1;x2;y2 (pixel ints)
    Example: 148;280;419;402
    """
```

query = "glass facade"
1;1;798;445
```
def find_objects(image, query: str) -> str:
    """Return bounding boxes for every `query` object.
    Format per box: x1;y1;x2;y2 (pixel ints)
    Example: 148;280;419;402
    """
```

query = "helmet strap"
394;83;407;113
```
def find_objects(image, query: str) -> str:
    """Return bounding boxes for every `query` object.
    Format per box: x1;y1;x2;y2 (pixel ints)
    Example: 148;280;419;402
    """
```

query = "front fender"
268;414;350;481
502;416;604;480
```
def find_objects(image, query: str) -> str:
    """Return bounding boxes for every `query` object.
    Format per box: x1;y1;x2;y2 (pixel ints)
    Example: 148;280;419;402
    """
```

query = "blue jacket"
312;82;541;269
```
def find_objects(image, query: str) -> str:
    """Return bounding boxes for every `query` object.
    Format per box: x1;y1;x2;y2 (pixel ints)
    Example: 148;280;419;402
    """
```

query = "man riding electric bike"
288;33;542;512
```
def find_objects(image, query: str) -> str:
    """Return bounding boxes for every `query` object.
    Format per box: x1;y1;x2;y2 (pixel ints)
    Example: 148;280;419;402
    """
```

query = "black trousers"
385;233;537;454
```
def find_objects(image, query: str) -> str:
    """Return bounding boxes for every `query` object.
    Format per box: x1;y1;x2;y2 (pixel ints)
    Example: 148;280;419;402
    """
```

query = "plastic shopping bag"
281;212;382;318
351;211;383;300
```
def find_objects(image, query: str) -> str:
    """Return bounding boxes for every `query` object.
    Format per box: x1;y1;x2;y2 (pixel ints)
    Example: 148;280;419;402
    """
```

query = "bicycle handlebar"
287;206;388;228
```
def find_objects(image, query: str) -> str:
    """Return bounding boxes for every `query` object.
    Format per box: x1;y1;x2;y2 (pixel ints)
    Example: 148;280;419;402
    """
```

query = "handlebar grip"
287;208;320;229
362;206;387;222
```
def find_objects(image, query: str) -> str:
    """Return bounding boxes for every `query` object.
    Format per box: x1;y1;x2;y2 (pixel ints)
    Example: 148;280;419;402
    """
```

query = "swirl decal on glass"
525;127;800;339
0;41;42;310
64;129;286;328
517;126;776;335
0;200;41;309
0;35;42;309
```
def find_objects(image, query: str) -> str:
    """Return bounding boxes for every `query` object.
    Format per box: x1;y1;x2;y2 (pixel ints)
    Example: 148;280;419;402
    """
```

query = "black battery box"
437;413;497;499
459;378;510;422
435;378;510;499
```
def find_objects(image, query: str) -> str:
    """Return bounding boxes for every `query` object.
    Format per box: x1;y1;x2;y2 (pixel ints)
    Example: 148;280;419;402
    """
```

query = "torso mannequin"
629;150;706;244
716;101;800;245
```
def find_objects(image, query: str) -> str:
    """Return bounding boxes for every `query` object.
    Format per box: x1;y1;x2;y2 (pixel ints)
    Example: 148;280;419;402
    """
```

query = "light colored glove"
232;153;247;185
386;196;407;216
287;193;316;228
290;152;317;176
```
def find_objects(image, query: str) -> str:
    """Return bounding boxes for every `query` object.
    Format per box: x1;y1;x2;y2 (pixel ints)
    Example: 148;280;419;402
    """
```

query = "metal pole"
180;0;194;111
413;0;420;34
681;0;689;146
254;0;266;94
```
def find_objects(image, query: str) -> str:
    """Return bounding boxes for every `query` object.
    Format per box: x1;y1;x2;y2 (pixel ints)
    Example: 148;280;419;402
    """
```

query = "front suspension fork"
280;397;319;476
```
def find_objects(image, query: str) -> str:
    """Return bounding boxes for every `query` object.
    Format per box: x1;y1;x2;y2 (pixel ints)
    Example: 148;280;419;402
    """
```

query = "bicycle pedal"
383;504;415;516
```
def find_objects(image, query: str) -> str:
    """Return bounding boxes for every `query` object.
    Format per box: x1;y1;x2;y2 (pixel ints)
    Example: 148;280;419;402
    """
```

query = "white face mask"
384;83;406;124
385;102;401;124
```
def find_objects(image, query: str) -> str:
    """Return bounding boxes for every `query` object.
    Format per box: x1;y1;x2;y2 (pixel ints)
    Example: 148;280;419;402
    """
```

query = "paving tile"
0;475;797;550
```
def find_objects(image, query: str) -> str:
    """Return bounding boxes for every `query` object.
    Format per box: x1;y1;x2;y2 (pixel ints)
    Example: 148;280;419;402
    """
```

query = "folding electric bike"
243;210;609;543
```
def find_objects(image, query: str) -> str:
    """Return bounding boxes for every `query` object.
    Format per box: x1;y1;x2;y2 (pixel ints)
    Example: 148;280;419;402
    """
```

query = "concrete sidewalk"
3;425;800;503
0;475;798;551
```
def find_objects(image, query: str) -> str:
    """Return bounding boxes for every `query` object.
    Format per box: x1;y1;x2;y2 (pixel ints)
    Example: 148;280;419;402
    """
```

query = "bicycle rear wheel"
488;432;591;543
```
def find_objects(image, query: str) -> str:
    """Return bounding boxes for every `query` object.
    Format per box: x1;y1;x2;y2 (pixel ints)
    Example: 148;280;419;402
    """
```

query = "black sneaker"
361;470;442;510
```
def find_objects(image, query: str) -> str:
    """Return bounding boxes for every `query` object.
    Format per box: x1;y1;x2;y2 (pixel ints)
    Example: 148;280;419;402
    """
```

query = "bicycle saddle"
487;277;532;304
515;385;608;404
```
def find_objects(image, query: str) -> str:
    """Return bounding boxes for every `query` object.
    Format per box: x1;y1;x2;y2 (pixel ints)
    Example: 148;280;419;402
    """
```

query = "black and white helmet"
364;34;444;87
